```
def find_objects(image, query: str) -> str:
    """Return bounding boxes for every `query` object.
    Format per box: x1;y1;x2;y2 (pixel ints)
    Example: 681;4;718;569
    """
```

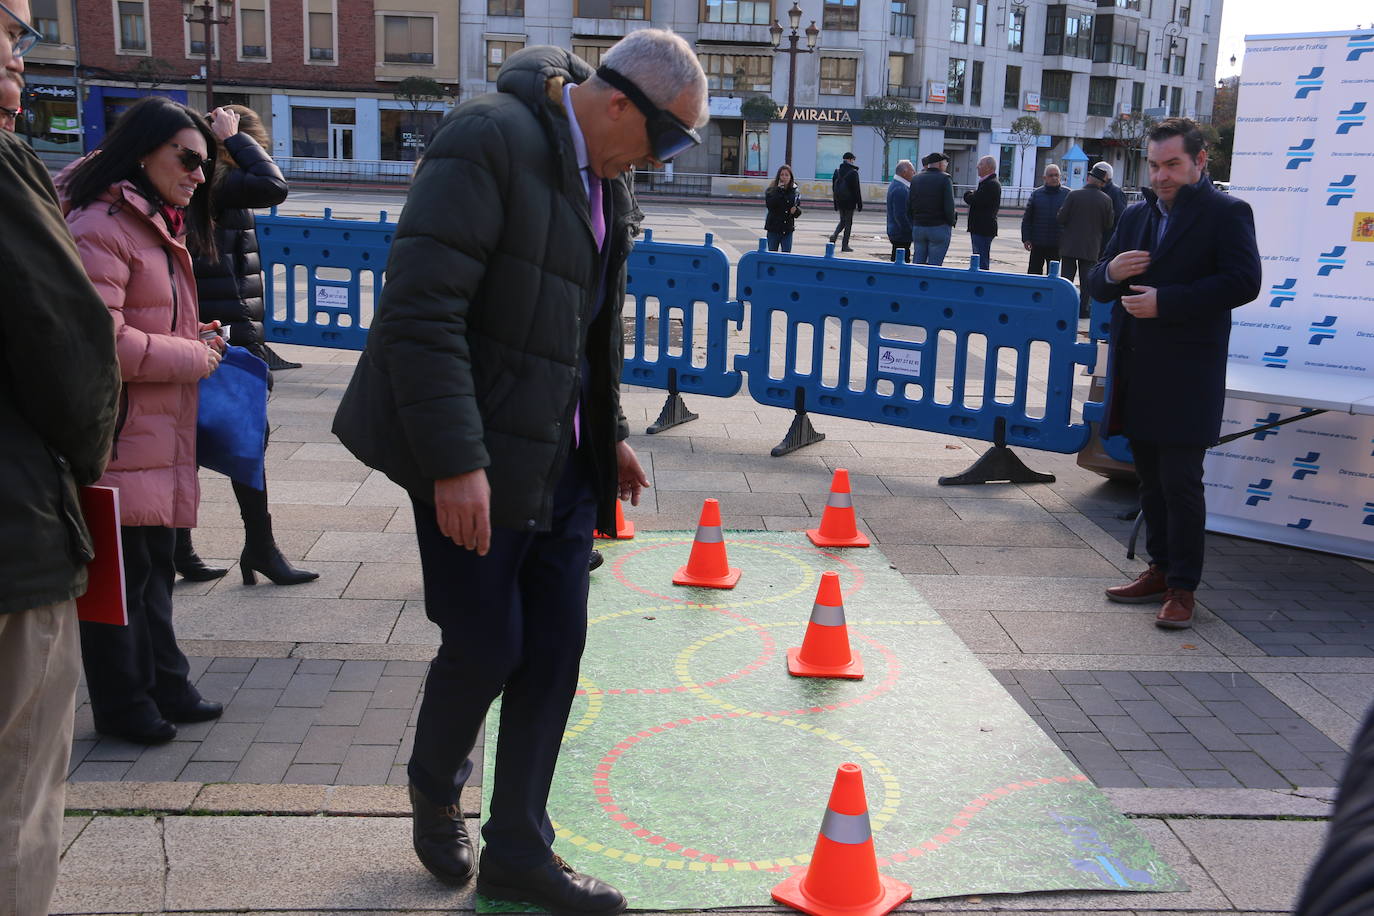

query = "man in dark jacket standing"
333;33;706;915
1092;161;1128;228
0;4;121;913
1055;168;1115;317
1021;163;1067;274
1092;118;1260;630
907;151;956;265
885;158;913;262
963;154;1001;270
829;151;862;251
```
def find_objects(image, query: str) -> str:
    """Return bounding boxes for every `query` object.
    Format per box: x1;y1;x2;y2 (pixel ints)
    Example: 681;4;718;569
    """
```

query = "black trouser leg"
1130;440;1207;591
408;449;598;869
832;208;854;247
1028;244;1058;275
80;526;196;729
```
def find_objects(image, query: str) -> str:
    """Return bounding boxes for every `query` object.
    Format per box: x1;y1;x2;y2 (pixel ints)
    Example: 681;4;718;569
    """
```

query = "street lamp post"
183;0;235;110
769;2;820;168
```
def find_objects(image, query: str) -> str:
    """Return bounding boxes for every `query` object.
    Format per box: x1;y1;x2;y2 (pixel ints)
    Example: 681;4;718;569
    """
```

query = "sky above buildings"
1217;0;1369;80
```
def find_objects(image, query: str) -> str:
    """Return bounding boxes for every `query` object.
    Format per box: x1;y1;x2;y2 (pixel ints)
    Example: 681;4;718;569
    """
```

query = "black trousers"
1058;257;1097;318
1130;440;1207;591
79;526;199;730
831;208;856;247
408;447;598;869
1027;244;1060;276
889;242;911;263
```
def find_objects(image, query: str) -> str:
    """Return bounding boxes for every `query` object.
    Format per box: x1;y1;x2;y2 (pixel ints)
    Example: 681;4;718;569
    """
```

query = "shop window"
487;40;524;81
383;16;434;65
704;0;771;25
117;1;147;52
19;86;81;154
291;107;328;158
700;53;772;93
815;133;852;179
819;57;857;96
824;0;858;31
381;109;442;161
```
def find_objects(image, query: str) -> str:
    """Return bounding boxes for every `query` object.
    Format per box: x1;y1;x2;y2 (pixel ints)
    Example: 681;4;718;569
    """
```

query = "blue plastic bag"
196;345;269;490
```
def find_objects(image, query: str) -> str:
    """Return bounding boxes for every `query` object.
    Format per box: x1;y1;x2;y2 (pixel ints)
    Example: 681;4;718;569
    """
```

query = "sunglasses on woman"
168;141;208;174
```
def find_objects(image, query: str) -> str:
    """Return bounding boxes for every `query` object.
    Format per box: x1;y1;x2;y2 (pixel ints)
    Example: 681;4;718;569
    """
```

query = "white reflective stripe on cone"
809;600;847;627
819;808;872;844
827;492;854;509
693;525;725;543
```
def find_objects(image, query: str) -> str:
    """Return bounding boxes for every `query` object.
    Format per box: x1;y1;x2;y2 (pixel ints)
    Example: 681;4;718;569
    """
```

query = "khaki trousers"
0;600;81;916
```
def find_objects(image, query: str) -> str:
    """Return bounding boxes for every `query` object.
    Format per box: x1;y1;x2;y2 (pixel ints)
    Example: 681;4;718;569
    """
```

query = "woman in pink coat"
62;97;226;745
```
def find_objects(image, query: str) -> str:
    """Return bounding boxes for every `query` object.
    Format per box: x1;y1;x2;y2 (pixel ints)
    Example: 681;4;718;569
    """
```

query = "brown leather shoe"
1105;565;1168;604
1155;589;1195;629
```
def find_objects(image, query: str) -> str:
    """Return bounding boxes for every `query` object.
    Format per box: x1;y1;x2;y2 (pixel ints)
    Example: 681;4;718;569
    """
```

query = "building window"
819;57;857;95
971;0;986;45
575;0;648;19
33;0;59;43
1087;76;1114;116
383;16;434;65
1177;4;1189;26
947;58;966;105
489;0;524;14
705;0;771;24
816;133;852;179
970;59;983;106
1167;36;1187;76
381;108;442;161
308;11;334;61
1131;80;1144;113
1003;64;1020;109
700;53;772;92
1045;5;1093;59
1099;0;1142;8
1198;43;1207;80
1040;69;1071;113
1169;85;1182;117
573;42;613;67
292;107;328;158
239;4;267;59
1007;7;1024;51
117;1;147;52
888;53;904;92
950;0;967;42
823;0;858;31
487;39;524;81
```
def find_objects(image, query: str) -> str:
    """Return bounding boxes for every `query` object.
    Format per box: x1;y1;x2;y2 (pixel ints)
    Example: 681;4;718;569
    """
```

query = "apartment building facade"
19;0;1221;189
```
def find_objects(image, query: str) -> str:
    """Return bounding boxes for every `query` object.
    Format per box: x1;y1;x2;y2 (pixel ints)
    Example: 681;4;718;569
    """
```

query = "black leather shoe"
176;557;229;581
99;718;177;745
589;550;604;572
477;852;626;915
164;699;223;723
409;784;475;886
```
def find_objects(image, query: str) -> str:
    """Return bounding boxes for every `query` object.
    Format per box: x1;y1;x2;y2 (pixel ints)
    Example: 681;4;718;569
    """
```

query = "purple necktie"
574;172;605;447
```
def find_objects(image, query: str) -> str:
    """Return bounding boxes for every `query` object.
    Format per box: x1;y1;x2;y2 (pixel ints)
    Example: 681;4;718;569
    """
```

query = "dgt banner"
1206;30;1374;560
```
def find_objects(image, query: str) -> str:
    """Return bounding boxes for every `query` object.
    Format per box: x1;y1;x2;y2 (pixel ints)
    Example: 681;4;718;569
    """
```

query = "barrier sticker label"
878;346;922;377
314;286;349;310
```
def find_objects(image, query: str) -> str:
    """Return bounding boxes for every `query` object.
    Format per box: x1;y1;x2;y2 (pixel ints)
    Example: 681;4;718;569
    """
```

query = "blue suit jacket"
1089;175;1261;446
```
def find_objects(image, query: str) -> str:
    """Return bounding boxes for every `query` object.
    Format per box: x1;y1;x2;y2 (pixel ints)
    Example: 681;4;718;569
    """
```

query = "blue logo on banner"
1288;518;1313;530
1317;247;1347;276
1363;502;1374;526
1286;139;1316;169
1253;412;1283;441
1337;102;1368;134
1262;346;1290;367
1348;34;1374;61
1245;479;1274;506
1296;67;1325;98
1308;315;1338;345
1327;175;1357;205
1292;451;1321;480
1269;278;1297;308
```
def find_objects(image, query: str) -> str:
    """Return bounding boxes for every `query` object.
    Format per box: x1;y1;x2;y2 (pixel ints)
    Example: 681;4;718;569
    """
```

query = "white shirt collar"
562;82;590;174
894;175;910;188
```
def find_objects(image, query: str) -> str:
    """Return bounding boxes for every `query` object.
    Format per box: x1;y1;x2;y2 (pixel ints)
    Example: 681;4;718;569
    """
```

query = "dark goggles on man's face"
595;65;701;163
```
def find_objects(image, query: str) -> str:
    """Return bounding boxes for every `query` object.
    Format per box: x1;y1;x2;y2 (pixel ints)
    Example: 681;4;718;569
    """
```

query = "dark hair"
65;96;218;260
1147;117;1206;158
215;103;270;176
767;163;795;191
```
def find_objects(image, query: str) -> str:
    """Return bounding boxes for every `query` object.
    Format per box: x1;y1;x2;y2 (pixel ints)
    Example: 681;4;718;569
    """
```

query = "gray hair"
895;159;914;176
977;155;996;171
1043;163;1062;176
593;29;709;127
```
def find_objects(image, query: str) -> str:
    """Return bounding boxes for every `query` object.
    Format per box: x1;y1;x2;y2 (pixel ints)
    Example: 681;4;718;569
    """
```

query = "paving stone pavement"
51;197;1374;915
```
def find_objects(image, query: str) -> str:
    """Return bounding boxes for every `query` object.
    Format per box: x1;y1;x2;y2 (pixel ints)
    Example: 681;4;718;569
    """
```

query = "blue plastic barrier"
1084;296;1135;464
733;244;1100;469
257;208;394;351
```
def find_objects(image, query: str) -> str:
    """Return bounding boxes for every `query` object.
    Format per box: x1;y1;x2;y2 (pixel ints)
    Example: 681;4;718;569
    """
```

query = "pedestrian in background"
1094;118;1261;629
963;154;1001;270
829;151;861;252
182;103;318;586
764;163;800;252
60;96;227;745
885;158;913;262
0;3;121;911
907;151;955;266
1021;163;1067;274
1056;165;1114;318
1093;161;1128;228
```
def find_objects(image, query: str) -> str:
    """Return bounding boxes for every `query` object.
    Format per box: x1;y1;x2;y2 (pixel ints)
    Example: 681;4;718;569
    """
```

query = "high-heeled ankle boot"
235;477;319;585
173;527;228;581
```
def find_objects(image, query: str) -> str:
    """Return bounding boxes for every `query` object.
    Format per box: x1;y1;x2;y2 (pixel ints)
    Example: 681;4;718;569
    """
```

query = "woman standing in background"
764;164;801;252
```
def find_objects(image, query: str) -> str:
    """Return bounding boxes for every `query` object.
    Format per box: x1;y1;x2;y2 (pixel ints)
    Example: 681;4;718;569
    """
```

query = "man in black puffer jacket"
333;34;707;915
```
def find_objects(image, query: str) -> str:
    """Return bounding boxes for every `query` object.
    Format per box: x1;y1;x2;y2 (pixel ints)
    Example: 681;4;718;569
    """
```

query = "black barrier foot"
938;417;1055;486
646;368;699;435
770;388;826;457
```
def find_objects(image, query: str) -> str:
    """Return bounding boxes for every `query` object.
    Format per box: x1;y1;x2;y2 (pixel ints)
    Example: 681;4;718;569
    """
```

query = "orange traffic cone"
672;498;741;589
772;763;911;916
595;501;635;540
807;468;869;548
787;571;863;679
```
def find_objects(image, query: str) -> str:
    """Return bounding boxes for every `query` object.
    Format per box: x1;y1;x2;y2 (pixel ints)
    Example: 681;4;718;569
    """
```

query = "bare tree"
124;57;177;93
861;96;916;180
1104;111;1157;187
394;76;446;160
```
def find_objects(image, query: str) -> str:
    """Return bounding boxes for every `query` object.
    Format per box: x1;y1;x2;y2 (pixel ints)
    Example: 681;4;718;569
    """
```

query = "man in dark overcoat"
1091;118;1261;629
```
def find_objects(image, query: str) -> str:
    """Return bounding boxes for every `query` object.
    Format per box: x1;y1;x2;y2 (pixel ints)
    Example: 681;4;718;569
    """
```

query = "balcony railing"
890;12;915;37
885;84;921;99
